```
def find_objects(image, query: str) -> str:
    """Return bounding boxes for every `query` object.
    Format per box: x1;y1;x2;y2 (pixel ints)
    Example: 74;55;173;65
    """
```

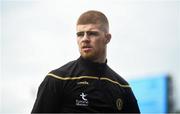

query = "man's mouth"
81;45;93;52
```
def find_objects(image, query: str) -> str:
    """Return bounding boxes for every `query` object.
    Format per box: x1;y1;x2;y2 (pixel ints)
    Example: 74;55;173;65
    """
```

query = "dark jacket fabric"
32;56;140;113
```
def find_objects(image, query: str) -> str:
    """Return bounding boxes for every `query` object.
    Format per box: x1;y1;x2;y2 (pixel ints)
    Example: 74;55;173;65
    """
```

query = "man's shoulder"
106;66;129;86
48;59;78;77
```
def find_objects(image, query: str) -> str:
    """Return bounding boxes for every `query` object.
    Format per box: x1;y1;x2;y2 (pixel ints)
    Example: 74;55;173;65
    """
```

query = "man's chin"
81;52;96;60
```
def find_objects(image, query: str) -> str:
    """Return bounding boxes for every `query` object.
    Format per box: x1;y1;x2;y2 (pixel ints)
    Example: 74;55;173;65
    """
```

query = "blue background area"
128;74;169;113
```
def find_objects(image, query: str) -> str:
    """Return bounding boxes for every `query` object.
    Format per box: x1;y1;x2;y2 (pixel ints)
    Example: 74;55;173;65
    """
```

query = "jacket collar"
78;56;107;68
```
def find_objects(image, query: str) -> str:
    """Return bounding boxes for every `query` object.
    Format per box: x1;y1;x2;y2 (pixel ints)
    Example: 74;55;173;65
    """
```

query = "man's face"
76;24;110;62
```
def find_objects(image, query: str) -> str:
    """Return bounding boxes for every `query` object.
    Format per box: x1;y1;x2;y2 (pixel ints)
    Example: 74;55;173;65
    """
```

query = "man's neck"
91;52;107;63
92;56;106;63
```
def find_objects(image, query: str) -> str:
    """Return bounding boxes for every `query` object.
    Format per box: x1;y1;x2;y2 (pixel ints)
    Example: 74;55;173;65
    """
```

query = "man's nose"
82;32;90;42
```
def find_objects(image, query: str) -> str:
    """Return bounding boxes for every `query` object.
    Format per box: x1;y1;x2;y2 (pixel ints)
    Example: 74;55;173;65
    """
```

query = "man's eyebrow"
76;31;100;36
87;30;99;32
77;30;99;33
76;31;84;35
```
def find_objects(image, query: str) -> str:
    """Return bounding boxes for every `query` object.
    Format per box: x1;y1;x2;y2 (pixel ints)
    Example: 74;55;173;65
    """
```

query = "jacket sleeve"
123;88;140;113
31;76;63;113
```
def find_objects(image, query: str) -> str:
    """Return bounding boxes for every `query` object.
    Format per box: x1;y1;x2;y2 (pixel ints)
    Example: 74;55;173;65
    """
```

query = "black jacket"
32;57;140;113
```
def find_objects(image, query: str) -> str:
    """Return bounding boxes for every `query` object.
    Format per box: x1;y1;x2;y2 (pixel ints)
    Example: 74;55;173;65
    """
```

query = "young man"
32;10;140;113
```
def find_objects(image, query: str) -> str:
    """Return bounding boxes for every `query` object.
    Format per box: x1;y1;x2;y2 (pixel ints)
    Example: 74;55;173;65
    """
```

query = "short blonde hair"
77;10;109;32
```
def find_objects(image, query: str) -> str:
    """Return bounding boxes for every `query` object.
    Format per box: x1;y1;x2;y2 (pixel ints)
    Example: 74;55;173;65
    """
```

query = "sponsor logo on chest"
76;92;89;106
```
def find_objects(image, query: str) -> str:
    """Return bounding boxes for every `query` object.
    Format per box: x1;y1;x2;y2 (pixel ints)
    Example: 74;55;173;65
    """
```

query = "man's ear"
105;33;111;44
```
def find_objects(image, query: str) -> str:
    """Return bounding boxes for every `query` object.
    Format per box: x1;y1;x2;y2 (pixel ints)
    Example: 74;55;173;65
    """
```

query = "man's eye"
87;32;99;36
76;32;84;37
